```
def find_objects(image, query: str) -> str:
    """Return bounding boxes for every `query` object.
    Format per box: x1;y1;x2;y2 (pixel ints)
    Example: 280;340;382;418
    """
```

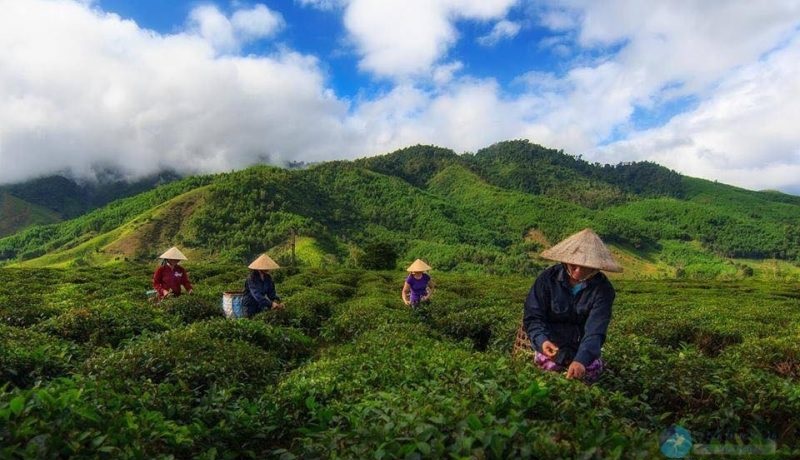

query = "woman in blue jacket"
523;228;622;382
242;254;284;317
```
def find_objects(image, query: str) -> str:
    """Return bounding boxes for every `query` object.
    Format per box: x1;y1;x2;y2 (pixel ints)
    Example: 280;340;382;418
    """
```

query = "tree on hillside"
359;241;398;270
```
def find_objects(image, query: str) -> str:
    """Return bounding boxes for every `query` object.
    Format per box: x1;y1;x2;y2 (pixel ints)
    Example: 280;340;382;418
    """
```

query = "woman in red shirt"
153;246;193;300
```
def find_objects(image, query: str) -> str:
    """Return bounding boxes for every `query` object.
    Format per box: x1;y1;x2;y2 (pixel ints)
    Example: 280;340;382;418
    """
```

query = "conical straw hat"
540;228;622;272
406;259;432;272
248;254;281;270
158;246;188;260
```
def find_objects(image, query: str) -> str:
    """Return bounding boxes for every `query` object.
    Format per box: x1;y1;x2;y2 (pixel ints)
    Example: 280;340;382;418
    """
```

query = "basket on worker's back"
512;320;535;359
222;291;246;318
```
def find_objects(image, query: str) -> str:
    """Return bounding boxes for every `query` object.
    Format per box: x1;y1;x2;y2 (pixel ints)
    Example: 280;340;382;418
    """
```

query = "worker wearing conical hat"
153;246;193;300
242;254;284;317
402;259;434;308
523;229;621;382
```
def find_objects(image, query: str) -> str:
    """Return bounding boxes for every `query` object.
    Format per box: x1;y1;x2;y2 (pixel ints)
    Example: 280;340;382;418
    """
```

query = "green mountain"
1;140;799;279
0;192;62;237
0;172;180;237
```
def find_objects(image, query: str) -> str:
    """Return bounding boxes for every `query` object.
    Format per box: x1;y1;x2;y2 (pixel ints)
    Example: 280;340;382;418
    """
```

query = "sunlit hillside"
1;140;799;280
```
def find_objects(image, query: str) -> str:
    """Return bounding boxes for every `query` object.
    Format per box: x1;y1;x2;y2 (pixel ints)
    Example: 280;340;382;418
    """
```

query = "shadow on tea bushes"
187;319;312;363
600;335;800;444
85;327;284;395
320;296;414;342
33;301;176;348
743;335;800;380
159;294;224;324
0;325;79;388
265;290;338;335
0;296;63;328
418;299;518;353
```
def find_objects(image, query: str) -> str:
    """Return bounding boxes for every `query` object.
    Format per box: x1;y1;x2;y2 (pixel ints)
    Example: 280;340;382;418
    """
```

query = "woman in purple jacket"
402;259;433;308
524;229;622;382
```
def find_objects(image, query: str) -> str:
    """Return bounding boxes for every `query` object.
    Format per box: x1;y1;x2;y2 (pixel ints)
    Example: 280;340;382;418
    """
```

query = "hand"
542;340;559;358
403;298;411;306
161;290;171;298
566;361;586;380
273;302;285;310
187;289;193;295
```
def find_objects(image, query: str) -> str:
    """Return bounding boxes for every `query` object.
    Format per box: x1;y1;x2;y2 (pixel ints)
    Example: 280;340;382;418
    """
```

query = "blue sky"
2;0;800;193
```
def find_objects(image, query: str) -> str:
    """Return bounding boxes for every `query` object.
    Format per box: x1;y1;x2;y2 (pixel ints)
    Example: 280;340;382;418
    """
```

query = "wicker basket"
222;290;246;318
512;320;535;359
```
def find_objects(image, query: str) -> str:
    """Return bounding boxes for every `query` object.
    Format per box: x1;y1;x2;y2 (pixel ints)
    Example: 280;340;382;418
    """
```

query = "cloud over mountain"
1;0;799;194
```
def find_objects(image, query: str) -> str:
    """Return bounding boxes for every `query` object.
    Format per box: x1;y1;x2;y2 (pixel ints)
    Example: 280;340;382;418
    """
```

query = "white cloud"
0;0;353;183
520;0;800;191
3;0;800;195
188;3;283;54
231;4;284;41
432;61;463;85
351;79;534;155
296;0;344;11
343;0;517;78
477;19;521;46
597;33;800;192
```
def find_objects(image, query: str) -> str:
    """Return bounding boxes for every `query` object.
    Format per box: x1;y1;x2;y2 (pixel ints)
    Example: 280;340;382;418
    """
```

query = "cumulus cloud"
432;61;464;85
477;20;521;46
523;0;800;190
231;4;284;41
188;3;284;54
342;0;517;78
597;33;800;192
2;0;800;195
0;0;353;183
349;78;541;156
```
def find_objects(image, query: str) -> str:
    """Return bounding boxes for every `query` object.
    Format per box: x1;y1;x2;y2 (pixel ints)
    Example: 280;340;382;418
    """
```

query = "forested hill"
1;140;799;279
0;172;180;237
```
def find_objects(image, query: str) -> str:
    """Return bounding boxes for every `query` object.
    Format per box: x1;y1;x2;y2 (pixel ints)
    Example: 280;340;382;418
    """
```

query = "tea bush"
0;298;63;328
159;294;224;324
1;265;799;457
272;326;661;458
84;327;283;395
184;319;312;363
320;296;414;342
276;289;338;334
0;325;79;388
33;301;175;348
0;377;195;459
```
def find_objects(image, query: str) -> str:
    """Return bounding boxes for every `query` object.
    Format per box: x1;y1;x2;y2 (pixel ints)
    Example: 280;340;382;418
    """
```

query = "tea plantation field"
1;264;799;458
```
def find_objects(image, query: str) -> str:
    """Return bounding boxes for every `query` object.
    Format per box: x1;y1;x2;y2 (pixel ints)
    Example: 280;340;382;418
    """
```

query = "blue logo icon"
660;425;692;458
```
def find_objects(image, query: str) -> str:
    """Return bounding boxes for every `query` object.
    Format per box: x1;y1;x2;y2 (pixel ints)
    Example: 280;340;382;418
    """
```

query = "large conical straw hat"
540;228;622;272
248;254;281;270
158;246;188;260
406;259;432;272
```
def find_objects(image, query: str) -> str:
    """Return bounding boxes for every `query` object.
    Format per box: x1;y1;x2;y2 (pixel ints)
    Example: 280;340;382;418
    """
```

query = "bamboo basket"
512;320;535;359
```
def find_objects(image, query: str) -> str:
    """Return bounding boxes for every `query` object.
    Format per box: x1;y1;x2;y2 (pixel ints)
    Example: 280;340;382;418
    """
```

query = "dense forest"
1;140;799;278
0;172;180;237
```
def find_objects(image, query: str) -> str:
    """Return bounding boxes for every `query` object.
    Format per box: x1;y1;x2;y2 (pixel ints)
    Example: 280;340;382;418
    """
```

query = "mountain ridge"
2;140;798;278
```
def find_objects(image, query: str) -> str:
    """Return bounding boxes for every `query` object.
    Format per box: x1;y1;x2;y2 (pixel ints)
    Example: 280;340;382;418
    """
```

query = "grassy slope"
0;175;213;261
15;187;210;268
2;143;799;279
0;192;61;237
